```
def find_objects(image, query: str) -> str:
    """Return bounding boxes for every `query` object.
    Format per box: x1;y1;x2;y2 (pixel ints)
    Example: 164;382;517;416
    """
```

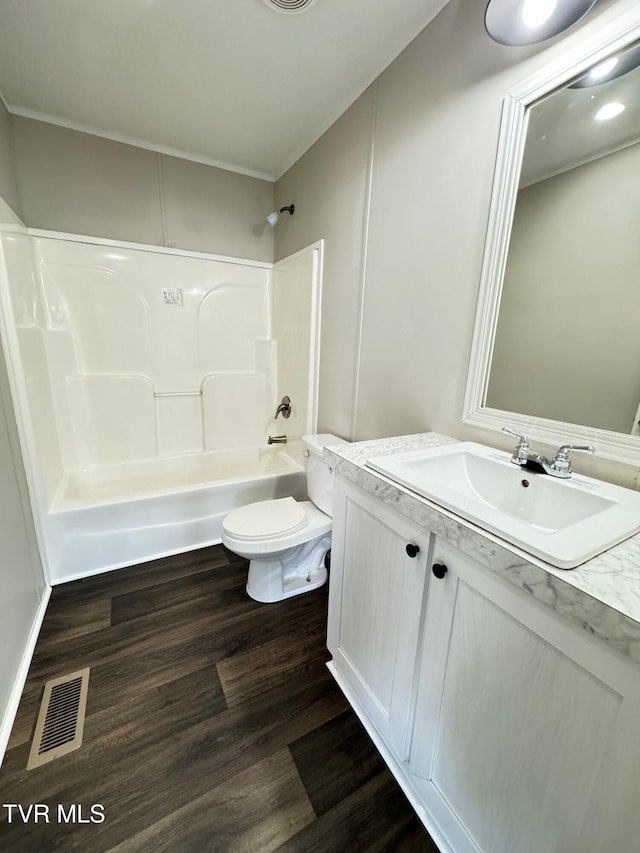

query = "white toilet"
222;433;348;603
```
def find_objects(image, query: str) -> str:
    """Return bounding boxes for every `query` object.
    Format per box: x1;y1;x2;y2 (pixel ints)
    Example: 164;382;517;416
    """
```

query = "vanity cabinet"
327;478;431;758
328;476;640;853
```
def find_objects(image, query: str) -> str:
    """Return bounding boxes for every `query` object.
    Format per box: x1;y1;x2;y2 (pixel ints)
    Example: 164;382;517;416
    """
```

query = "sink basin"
367;442;640;568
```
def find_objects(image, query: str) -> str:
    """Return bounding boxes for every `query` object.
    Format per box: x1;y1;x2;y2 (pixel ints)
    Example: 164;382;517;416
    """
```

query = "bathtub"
44;446;306;584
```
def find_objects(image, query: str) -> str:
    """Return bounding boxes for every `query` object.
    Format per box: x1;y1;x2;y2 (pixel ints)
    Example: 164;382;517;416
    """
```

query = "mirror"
464;8;640;465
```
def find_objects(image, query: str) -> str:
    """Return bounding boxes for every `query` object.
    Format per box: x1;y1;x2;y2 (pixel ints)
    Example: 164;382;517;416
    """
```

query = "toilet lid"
223;497;309;540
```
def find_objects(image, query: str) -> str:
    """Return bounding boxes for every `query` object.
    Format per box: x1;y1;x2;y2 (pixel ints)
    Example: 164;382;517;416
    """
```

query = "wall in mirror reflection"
487;139;640;435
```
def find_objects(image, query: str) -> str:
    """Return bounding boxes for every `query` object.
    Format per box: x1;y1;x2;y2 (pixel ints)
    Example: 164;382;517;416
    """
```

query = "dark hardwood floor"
0;545;438;852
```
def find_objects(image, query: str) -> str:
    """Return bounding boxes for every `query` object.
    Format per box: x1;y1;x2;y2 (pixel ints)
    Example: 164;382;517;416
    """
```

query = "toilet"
222;433;348;603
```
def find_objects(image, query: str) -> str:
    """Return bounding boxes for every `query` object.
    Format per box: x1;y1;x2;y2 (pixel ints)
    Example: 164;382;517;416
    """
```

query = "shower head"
266;204;295;226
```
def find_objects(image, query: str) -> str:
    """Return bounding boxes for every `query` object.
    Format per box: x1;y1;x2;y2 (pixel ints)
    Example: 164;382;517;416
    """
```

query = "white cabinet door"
327;477;430;759
409;539;640;853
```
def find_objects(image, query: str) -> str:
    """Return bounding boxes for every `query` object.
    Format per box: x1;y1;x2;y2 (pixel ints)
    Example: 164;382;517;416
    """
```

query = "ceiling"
0;0;450;181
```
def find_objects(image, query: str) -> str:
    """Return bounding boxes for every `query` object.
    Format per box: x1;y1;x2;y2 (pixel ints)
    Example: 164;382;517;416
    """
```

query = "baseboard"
0;586;51;765
326;660;453;853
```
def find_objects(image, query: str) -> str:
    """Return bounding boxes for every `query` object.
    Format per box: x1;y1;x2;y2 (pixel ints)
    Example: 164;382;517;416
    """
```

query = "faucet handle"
556;444;595;455
551;444;595;476
274;395;291;419
502;426;530;447
502;426;531;466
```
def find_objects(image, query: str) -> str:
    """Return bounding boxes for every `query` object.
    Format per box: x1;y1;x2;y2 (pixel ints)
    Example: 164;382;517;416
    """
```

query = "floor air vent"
27;668;90;770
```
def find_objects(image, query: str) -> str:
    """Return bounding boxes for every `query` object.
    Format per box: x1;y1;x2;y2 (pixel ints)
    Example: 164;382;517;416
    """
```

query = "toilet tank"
302;433;349;517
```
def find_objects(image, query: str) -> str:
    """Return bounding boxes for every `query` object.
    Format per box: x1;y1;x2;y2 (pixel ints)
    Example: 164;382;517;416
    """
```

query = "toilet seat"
222;499;332;557
223;497;308;541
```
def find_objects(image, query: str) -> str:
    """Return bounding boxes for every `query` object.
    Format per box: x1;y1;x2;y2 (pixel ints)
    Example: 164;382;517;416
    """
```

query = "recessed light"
522;0;557;29
595;102;625;121
570;43;640;88
588;57;619;81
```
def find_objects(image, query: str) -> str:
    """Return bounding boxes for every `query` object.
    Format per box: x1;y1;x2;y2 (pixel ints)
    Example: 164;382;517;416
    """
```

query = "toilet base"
246;533;331;603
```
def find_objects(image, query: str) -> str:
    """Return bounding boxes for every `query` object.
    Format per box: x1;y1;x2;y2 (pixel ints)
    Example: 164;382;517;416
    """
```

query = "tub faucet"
268;435;287;445
502;427;594;479
274;395;292;419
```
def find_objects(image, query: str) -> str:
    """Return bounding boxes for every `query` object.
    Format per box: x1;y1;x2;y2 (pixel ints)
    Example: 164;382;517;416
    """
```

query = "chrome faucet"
502;427;595;479
274;395;291;419
268;435;287;445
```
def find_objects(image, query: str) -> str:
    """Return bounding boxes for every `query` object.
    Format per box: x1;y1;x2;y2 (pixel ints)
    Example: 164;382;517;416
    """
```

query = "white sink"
367;442;640;568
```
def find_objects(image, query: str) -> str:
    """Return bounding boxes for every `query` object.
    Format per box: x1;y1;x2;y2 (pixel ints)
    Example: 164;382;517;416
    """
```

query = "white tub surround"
32;237;277;468
326;432;640;853
325;433;640;661
0;205;50;768
0;229;323;582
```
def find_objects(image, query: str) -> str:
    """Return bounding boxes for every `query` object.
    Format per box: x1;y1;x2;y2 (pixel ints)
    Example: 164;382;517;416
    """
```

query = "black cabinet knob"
432;563;448;579
406;543;420;558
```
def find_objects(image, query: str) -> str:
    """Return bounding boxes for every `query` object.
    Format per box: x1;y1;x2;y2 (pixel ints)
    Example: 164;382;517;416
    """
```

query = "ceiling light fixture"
262;0;317;14
522;0;557;29
588;57;619;81
570;43;640;88
595;101;625;121
266;204;295;226
485;0;598;46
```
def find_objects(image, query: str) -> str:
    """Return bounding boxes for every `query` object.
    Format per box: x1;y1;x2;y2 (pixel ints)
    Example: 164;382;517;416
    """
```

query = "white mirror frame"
463;5;640;466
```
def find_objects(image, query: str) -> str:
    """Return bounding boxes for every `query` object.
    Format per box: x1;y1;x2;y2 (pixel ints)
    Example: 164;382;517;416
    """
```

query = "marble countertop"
324;432;640;664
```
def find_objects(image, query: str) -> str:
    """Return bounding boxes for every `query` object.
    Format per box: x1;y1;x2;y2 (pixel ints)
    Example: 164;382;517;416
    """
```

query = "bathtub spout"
268;435;287;445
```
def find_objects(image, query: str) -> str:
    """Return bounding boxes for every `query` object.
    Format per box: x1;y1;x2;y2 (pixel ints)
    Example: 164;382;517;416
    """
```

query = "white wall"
275;0;640;485
12;117;276;262
275;88;375;439
487;142;640;434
